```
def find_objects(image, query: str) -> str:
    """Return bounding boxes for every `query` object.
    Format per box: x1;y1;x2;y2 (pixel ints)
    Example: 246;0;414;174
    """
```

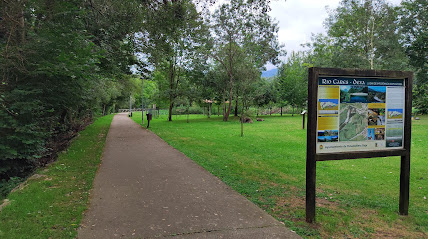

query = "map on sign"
316;77;405;154
339;103;368;141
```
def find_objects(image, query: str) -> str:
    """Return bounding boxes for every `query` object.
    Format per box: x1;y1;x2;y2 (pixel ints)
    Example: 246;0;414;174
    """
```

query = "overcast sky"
265;0;402;70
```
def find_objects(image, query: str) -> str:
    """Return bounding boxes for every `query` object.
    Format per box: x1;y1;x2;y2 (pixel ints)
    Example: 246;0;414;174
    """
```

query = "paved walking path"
78;113;300;239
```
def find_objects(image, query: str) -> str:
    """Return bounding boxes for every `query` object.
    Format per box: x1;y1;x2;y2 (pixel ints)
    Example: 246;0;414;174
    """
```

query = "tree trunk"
207;103;211;118
224;91;233;121
222;92;226;117
281;106;283;116
241;100;245;137
234;96;238;117
168;60;175;122
223;79;233;121
241;115;244;137
370;13;375;69
187;103;189;123
19;8;25;43
218;104;219;116
168;101;173;121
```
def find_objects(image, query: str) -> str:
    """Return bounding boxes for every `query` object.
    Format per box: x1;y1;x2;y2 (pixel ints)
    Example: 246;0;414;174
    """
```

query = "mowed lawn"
131;112;427;238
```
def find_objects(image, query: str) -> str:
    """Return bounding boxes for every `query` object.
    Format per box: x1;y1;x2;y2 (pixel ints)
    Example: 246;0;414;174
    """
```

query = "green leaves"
304;0;426;113
276;52;308;110
309;0;408;71
399;0;428;113
0;0;144;186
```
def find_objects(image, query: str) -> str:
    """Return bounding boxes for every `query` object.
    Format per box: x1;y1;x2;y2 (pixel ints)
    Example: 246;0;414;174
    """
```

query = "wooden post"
306;67;317;223
306;155;316;223
400;75;412;215
302;113;306;129
399;154;410;215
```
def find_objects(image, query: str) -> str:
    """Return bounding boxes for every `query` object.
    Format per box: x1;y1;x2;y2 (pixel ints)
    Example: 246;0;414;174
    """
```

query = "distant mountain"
261;68;278;78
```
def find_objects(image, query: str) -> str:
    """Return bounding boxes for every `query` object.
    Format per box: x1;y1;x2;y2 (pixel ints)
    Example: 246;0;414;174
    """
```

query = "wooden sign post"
306;67;412;223
301;110;307;129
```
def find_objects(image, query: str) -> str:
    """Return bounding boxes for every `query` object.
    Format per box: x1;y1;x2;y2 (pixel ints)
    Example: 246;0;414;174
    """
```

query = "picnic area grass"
0;114;114;239
132;112;427;238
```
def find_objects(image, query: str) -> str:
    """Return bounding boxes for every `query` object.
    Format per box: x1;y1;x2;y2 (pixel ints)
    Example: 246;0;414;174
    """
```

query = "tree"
210;0;281;121
235;61;262;112
204;63;230;116
277;52;308;115
253;79;276;115
302;33;338;68
138;0;209;121
322;0;408;70
399;0;428;113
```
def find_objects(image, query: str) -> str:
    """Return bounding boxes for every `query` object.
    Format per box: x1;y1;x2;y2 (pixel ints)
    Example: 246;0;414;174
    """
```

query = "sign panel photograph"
316;76;406;154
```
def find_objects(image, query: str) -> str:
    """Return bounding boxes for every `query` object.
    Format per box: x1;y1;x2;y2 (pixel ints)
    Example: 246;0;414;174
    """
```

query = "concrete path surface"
78;113;301;239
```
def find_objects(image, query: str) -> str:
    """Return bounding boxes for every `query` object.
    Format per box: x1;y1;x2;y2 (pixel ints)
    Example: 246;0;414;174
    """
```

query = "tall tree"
138;0;209;121
323;0;408;70
210;0;281;121
399;0;428;113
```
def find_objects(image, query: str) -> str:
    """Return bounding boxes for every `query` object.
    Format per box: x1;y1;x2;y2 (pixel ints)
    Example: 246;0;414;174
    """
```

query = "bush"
0;177;24;200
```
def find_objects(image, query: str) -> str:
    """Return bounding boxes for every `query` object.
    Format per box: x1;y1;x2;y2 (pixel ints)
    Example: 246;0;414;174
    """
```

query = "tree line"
0;0;148;193
1;0;426;196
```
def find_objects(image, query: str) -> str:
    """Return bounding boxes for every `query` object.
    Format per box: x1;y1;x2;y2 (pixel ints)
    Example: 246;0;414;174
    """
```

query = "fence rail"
118;108;145;112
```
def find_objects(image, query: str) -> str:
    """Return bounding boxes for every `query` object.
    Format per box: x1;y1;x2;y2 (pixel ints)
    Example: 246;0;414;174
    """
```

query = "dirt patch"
11;182;28;193
315;197;341;211
277;172;298;182
10;174;48;194
29;174;47;180
271;195;304;217
372;223;427;239
0;199;11;212
178;137;192;141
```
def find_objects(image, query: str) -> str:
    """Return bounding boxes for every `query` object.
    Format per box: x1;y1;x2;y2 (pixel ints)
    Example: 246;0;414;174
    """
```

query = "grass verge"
131;112;427;238
0;114;114;239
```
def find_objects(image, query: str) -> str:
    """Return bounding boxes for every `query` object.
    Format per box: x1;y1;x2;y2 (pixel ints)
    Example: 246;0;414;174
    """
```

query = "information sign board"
305;68;413;223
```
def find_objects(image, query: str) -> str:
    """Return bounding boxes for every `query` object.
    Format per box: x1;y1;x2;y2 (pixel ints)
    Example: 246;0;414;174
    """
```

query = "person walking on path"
78;113;300;238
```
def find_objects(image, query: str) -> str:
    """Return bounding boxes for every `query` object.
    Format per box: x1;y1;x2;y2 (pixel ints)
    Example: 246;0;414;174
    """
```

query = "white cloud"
269;0;341;57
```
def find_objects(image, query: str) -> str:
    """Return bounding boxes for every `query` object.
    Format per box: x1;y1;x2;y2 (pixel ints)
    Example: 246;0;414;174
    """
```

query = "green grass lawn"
132;112;427;238
0;114;114;239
